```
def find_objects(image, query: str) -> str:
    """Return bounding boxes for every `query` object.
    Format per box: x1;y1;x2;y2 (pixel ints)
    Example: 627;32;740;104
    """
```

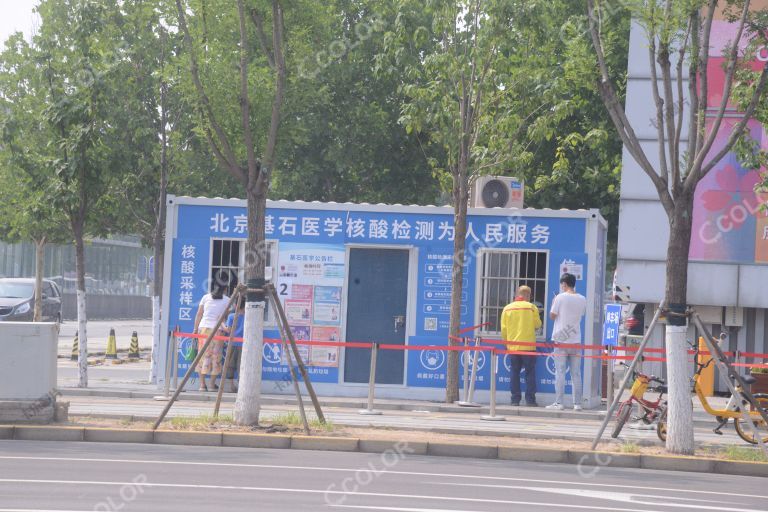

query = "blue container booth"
159;196;608;407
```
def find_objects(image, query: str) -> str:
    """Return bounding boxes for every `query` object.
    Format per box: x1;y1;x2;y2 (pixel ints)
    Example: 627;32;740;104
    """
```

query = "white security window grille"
478;250;548;335
210;239;277;323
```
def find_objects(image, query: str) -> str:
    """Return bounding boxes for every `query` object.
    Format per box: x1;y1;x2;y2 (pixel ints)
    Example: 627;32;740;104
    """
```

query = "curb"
291;435;359;452
63;411;724;448
2;425;766;477
57;389;721;427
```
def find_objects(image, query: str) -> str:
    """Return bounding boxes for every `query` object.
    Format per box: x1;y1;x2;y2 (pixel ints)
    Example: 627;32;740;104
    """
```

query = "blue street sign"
602;303;622;346
137;256;148;281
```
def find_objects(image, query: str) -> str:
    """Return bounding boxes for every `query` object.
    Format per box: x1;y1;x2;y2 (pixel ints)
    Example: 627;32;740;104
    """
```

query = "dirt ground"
59;415;764;461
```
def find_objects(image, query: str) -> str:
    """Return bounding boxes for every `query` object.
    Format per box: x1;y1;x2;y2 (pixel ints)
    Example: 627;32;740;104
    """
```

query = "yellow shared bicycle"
657;342;768;444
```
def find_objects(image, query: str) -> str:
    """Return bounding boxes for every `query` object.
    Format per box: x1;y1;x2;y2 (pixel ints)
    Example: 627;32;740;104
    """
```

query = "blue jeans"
509;354;537;404
554;347;582;406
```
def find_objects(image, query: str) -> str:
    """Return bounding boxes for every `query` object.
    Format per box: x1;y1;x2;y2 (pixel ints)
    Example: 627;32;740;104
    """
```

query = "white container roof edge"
168;195;608;227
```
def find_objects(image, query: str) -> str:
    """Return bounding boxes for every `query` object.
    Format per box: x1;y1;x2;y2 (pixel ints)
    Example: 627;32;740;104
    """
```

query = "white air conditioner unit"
470;176;524;209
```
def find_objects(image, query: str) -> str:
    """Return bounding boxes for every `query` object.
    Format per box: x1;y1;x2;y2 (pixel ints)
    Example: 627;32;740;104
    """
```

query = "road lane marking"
0;509;94;512
0;479;668;512
330;507;481;512
427;483;762;512
0;455;762;499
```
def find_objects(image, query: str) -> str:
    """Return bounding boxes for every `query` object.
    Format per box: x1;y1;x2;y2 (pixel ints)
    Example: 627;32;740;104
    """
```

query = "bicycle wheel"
656;409;667;442
611;403;633;438
734;393;768;445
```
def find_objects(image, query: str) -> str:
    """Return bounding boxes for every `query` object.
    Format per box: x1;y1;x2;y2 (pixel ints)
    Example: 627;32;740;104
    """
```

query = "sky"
0;0;39;46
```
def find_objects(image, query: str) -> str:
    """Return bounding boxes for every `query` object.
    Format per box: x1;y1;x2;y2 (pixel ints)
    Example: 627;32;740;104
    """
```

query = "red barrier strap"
173;331;768;362
458;322;490;335
739;352;768;359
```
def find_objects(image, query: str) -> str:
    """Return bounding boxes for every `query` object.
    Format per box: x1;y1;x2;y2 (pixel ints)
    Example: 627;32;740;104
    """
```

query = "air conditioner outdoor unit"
470;176;524;209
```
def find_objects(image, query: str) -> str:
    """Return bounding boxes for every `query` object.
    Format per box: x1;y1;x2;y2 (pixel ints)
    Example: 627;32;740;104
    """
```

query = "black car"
624;303;645;336
0;278;62;323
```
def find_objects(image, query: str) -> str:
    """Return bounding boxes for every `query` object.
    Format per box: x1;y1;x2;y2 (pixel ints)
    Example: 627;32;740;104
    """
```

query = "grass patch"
169;414;233;429
270;412;302;426
721;445;768;462
270;411;334;432
619;441;640;454
311;418;334;432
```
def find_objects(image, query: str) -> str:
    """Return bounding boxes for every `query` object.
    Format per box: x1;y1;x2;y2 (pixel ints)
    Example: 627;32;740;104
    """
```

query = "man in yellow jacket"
500;285;542;406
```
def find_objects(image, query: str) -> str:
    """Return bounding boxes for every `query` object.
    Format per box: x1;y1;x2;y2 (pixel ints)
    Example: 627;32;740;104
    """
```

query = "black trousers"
509;354;537;403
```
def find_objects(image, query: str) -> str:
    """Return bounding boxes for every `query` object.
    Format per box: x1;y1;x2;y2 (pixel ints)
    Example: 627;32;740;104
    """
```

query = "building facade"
617;13;768;390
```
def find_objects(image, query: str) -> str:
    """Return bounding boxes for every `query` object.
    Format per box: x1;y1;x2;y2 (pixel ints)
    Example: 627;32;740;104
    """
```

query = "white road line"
0;510;93;512
428;483;762;512
0;455;762;500
0;479;665;512
330;507;481;512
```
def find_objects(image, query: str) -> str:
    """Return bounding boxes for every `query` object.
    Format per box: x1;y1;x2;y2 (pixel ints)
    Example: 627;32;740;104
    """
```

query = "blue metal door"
344;248;409;384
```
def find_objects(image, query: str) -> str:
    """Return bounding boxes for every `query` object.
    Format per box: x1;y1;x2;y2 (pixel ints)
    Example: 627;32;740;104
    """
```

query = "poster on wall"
277;243;345;368
310;326;341;366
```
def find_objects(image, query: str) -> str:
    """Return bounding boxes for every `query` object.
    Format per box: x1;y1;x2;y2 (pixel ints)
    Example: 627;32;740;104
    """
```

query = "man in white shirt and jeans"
546;273;587;410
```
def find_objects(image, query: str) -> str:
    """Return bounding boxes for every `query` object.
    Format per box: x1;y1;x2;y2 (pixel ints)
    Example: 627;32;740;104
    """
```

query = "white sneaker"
573;405;583;411
546;403;564;410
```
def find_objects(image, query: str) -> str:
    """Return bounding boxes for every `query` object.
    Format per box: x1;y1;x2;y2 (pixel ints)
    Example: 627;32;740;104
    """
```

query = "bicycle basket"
630;375;650;399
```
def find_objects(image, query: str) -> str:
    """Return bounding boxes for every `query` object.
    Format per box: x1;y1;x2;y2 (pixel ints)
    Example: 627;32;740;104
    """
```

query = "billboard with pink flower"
689;5;768;264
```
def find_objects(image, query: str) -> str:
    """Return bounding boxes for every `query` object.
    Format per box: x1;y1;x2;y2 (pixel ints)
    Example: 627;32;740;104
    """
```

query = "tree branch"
175;0;243;181
689;0;753;177
675;13;693;188
695;0;718;158
648;24;670;186
257;0;286;192
587;0;674;215
688;63;768;190
237;0;258;185
249;8;275;69
660;0;680;193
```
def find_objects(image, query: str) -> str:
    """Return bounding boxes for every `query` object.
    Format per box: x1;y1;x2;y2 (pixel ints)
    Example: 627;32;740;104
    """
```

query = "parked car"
623;303;645;336
0;278;62;323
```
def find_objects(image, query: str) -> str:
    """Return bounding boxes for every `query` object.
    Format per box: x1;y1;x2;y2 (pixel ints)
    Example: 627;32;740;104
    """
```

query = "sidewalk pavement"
57;385;744;447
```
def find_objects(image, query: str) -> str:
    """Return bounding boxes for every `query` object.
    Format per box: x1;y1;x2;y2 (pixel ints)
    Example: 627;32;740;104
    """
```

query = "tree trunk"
664;198;695;455
149;78;169;385
33;237;46;322
446;170;469;403
73;223;88;388
234;185;267;425
150;212;165;384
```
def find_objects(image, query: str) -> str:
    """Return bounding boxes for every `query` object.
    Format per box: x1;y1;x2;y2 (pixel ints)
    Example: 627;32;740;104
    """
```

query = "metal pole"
606;346;614;406
154;330;175;401
172;332;179;391
360;342;382;415
214;293;241;418
591;300;665;450
458;337;482;407
269;290;311;436
282;337;312;435
457;337;470;404
152;289;241;430
267;283;326;424
481;352;505;421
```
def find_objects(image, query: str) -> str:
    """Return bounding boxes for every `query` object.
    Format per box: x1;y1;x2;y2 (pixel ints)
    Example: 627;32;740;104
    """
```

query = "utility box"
0;322;58;423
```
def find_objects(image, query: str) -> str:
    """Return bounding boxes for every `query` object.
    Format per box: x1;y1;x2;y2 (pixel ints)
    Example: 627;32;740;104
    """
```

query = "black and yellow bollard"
105;328;118;360
71;331;79;361
128;331;140;359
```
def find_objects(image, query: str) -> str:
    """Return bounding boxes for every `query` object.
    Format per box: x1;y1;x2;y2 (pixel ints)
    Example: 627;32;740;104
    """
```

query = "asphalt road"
0;441;764;512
